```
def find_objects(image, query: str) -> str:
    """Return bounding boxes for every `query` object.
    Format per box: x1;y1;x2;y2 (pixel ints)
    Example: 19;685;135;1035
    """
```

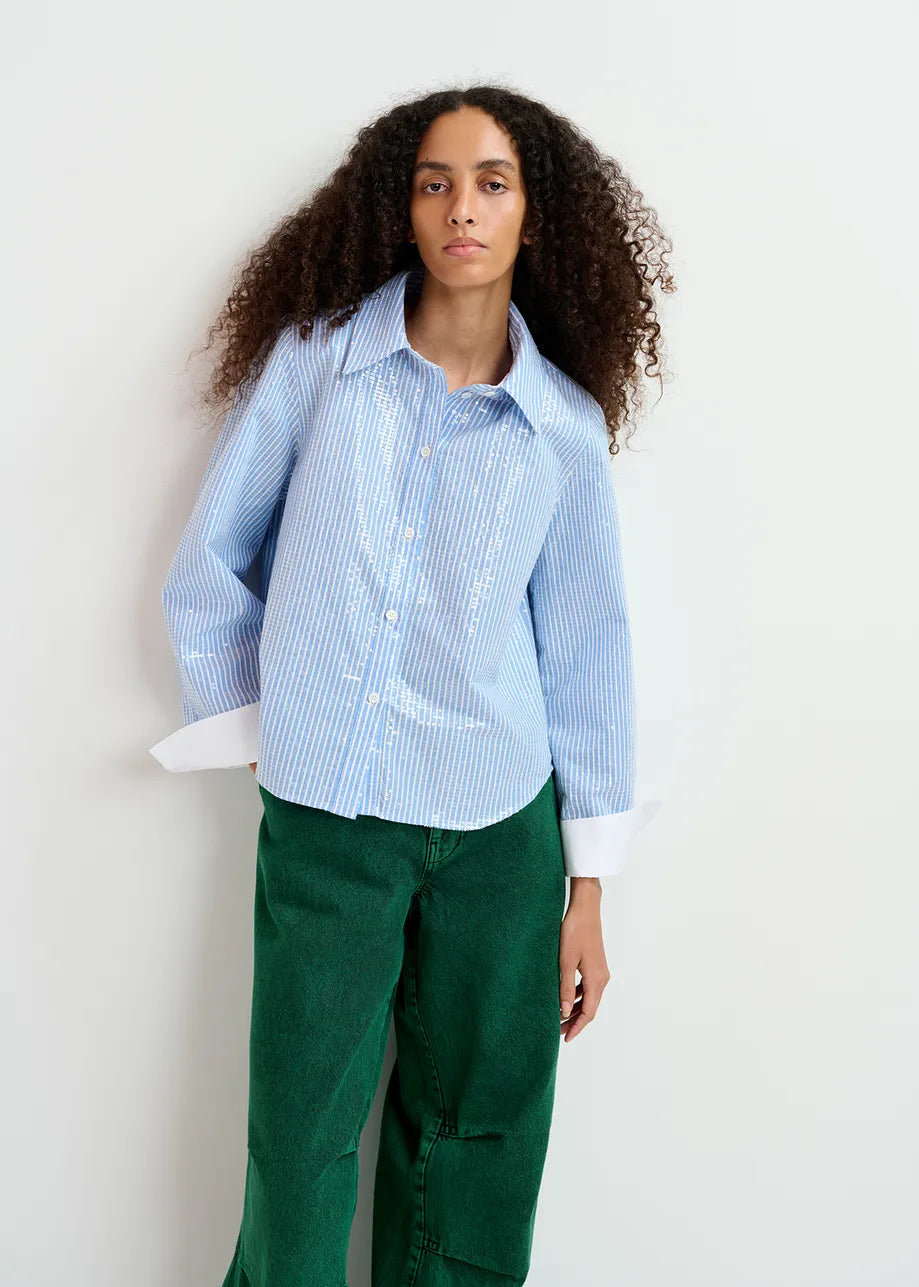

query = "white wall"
10;1;917;1283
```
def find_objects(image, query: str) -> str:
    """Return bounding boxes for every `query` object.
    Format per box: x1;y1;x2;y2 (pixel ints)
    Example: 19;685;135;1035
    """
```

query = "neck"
404;265;515;390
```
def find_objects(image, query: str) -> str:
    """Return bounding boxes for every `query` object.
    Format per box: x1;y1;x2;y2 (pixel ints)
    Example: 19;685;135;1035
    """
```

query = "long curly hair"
192;83;675;457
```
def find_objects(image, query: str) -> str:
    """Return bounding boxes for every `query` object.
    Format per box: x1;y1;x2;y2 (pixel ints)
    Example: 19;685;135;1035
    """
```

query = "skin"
249;105;611;1043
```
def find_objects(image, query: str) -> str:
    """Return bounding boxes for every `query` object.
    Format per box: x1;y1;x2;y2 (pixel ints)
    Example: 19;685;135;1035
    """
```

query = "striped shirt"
149;263;662;875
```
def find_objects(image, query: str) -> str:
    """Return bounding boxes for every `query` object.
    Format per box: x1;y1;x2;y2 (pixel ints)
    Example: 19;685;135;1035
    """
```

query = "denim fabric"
220;770;567;1286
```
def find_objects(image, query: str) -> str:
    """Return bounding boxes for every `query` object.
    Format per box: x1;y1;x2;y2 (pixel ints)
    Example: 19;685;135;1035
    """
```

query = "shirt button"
367;691;380;705
385;609;398;622
404;526;415;538
420;444;432;457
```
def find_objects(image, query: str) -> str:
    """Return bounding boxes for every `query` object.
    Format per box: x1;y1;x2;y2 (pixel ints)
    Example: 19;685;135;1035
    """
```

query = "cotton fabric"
149;262;662;873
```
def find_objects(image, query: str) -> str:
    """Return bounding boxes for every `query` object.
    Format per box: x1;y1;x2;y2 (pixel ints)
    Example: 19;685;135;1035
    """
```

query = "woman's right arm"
149;322;305;773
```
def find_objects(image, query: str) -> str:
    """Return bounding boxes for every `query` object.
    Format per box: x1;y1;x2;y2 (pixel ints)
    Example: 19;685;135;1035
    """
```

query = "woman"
149;83;670;1287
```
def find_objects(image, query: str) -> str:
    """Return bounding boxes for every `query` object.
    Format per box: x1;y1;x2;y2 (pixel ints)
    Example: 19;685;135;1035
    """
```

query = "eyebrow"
413;158;518;176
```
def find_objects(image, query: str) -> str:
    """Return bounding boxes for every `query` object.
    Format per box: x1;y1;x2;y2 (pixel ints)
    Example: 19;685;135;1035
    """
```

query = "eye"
419;180;509;194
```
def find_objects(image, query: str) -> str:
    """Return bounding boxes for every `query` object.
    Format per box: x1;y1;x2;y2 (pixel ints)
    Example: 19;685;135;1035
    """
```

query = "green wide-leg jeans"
220;769;567;1287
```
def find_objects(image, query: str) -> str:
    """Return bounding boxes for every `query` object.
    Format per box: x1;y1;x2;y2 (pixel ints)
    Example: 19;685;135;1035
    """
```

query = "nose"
447;185;478;226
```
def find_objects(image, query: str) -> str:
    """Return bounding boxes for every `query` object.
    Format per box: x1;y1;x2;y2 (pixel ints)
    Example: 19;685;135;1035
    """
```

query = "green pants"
220;769;567;1287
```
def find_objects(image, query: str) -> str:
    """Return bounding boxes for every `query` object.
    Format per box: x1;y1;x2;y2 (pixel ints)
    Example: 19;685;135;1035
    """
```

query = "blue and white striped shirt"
149;263;662;875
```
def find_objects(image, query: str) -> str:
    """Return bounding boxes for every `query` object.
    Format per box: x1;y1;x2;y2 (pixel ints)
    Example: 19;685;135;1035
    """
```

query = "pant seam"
419;1238;525;1283
404;918;450;1287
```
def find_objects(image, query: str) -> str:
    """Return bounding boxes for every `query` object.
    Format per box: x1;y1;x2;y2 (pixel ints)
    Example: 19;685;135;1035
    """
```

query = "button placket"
367;391;455;809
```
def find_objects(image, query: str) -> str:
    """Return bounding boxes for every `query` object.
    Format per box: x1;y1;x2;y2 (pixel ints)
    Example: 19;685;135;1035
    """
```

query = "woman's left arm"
559;876;608;1041
526;405;663;1038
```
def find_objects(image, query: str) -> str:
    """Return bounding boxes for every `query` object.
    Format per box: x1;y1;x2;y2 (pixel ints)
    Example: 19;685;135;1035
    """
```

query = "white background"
8;1;918;1283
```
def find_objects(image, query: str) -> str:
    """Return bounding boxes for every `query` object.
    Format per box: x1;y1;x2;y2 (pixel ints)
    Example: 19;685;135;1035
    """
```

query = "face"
407;104;530;288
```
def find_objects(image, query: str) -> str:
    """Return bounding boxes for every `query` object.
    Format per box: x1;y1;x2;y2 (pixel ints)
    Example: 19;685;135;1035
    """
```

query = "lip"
443;240;486;258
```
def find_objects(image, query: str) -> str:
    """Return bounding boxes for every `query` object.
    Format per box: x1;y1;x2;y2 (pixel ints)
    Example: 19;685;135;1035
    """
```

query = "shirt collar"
340;263;548;434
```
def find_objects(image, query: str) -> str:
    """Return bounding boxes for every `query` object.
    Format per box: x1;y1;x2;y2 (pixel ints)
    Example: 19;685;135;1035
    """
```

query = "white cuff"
560;799;665;877
148;701;260;772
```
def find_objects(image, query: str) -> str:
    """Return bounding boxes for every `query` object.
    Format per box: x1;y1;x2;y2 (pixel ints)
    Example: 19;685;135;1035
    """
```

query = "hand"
559;878;610;1042
248;761;257;775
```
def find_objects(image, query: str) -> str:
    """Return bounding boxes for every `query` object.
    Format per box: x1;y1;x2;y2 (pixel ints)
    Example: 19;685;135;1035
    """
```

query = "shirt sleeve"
148;700;260;771
527;418;663;876
148;323;302;772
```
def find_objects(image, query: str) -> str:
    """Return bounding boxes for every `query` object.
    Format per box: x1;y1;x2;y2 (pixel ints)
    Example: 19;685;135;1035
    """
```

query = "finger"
558;963;580;1020
563;975;606;1042
559;999;583;1030
563;1012;590;1041
558;984;583;1026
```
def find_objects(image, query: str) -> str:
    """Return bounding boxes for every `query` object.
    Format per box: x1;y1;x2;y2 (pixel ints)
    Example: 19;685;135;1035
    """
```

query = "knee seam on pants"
419;1237;525;1283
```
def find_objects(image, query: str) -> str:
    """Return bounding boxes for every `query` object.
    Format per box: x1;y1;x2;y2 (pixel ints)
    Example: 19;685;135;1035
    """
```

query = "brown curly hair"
192;83;675;457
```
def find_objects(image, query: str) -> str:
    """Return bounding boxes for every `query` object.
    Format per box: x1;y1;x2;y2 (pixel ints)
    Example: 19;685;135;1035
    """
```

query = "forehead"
414;106;519;162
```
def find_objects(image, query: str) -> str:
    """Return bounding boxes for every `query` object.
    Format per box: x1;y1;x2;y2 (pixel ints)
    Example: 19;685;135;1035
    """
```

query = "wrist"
568;875;602;899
